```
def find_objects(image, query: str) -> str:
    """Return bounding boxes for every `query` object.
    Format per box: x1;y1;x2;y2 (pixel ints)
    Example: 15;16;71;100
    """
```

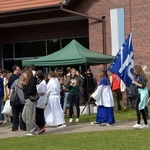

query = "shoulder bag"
10;80;21;107
29;93;40;102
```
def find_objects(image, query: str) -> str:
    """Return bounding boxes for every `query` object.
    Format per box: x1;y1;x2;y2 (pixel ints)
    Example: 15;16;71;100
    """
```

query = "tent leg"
85;64;91;115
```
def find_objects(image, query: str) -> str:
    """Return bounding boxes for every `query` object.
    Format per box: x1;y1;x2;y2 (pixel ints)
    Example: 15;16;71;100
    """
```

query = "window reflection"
2;37;89;70
47;39;60;55
2;43;13;58
15;41;46;58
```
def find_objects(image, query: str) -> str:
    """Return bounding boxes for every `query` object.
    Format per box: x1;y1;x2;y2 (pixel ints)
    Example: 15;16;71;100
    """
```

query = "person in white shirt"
36;70;47;134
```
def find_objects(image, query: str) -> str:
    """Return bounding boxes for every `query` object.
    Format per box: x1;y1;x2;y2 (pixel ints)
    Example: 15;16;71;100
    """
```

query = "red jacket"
111;74;121;91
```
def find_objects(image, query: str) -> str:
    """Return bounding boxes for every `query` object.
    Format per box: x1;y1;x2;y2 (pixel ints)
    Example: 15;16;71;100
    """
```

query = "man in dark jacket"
8;65;21;89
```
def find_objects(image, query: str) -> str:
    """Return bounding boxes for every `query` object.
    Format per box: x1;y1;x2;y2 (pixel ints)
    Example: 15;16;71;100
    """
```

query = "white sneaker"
57;124;67;128
106;123;116;127
26;133;35;136
140;124;149;129
69;118;73;123
132;123;141;128
91;121;99;125
75;118;79;123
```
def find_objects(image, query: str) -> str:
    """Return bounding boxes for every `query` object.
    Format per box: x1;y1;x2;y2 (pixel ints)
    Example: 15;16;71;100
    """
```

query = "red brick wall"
0;0;149;75
131;0;150;67
73;0;150;79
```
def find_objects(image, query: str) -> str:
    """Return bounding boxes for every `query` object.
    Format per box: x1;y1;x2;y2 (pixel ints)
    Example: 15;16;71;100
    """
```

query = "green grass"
0;108;144;150
114;108;137;121
0;130;150;150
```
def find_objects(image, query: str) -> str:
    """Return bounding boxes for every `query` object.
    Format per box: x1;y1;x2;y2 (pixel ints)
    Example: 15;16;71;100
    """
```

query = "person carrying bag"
10;80;20;107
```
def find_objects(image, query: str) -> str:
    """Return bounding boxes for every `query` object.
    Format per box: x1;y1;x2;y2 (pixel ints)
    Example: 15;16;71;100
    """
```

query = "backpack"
127;84;138;100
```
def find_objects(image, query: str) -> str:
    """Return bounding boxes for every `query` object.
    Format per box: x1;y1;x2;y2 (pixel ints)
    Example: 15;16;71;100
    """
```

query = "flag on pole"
108;33;134;87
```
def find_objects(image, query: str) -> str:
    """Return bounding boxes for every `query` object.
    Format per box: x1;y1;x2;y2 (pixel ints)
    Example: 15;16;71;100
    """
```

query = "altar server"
91;70;115;126
44;71;66;128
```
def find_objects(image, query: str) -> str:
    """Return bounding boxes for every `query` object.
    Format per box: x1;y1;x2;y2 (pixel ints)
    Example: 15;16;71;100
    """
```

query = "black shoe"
12;129;18;131
20;129;26;131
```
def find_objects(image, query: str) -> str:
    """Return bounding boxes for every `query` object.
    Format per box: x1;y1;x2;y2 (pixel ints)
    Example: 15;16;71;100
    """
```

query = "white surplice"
91;84;114;107
44;77;65;126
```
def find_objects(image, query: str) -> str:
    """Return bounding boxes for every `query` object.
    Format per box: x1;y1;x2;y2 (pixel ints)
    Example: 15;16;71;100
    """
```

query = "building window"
47;39;60;55
2;43;13;58
15;41;46;58
2;36;89;71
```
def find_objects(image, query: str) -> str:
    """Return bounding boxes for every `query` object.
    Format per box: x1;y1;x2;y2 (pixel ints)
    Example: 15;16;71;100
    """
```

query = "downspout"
60;4;107;59
102;16;107;69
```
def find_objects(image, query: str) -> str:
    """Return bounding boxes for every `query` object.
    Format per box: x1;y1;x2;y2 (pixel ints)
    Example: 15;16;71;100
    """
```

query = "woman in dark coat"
21;68;38;136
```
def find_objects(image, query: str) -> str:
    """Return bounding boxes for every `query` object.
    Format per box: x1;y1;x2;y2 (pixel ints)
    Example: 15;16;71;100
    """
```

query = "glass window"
47;39;60;55
2;43;13;58
15;41;46;58
3;60;15;71
62;37;89;49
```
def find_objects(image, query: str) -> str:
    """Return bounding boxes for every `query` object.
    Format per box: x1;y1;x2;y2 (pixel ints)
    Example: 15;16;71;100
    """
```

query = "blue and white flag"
108;33;134;87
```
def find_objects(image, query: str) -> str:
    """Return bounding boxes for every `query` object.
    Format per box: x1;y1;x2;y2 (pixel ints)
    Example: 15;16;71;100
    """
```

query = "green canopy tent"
22;39;114;67
22;40;114;113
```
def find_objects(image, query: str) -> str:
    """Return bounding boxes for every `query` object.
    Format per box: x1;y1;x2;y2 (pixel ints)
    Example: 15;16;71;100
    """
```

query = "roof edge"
0;0;73;17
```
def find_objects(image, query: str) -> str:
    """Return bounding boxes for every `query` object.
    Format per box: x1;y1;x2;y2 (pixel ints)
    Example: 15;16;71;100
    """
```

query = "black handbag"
10;81;21;106
29;93;39;102
127;84;138;100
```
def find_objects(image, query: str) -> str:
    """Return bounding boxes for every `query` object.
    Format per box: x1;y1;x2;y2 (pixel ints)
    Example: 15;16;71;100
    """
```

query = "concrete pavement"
0;120;146;139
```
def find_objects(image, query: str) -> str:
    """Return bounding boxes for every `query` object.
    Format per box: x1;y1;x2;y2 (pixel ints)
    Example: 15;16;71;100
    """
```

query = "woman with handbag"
132;65;149;129
10;75;26;131
21;68;38;136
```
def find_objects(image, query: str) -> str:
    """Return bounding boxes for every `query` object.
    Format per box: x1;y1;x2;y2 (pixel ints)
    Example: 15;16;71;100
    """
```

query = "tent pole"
85;63;91;115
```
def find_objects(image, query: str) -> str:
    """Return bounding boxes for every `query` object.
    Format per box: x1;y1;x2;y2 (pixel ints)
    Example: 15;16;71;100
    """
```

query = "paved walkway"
0;120;146;139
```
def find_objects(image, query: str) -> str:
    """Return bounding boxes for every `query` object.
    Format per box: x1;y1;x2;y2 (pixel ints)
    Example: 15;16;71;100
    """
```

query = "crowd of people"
0;65;95;135
0;64;149;136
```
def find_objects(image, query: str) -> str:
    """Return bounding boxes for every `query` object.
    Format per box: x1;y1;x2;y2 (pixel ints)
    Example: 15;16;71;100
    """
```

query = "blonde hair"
65;68;79;85
6;72;12;81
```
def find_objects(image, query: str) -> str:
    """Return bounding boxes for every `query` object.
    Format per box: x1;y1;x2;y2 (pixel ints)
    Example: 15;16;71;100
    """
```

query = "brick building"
0;0;149;75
